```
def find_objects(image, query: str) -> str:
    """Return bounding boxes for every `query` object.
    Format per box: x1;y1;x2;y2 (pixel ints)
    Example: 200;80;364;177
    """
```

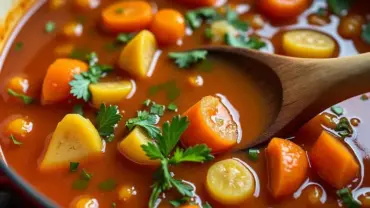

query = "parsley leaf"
143;99;152;107
204;27;213;40
126;111;161;138
142;142;164;160
167;103;178;112
225;7;248;31
247;149;260;161
80;169;93;181
96;104;122;137
69;162;79;172
168;50;208;68
9;135;22;145
150;103;166;116
14;42;23;51
117;33;134;44
185;7;219;29
336;188;360;208
45;21;56;33
328;0;353;16
98;179;117;191
225;33;266;49
69;74;91;101
7;89;33;104
148;80;181;101
72;104;84;116
335;117;353;138
362;23;370;44
169;144;214;164
69;48;90;60
169;197;190;207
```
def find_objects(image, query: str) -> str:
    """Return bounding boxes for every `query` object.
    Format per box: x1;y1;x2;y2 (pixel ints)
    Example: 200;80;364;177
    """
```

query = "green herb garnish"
204;27;213;40
185;7;219;29
96;104;122;138
111;202;117;208
361;23;370;44
14;42;23;51
9;135;22;145
69;48;90;60
225;33;266;49
336;188;360;208
72;179;89;190
167;103;178;112
328;0;353;16
331;105;344;116
80;169;93;181
225;7;248;31
141;116;214;208
316;7;328;16
7;89;33;104
69;162;79;172
148;80;181;101
143;99;152;107
126;111;161;138
335;117;353;138
247;149;260;161
169;50;208;68
98;179;117;191
117;33;134;44
45;21;56;33
150;103;166;116
169;197;190;207
72;104;84;116
203;202;212;208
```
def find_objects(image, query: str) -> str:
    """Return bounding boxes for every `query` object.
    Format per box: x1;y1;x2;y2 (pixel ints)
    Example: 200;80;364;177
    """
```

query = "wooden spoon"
201;46;370;150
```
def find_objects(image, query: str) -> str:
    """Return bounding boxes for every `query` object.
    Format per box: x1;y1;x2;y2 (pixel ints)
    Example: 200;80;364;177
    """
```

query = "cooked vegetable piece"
210;20;238;43
118;30;157;79
101;1;153;32
338;15;364;39
6;118;33;139
177;0;216;7
206;159;255;205
118;127;160;165
187;75;204;87
70;195;99;208
39;114;103;171
89;81;132;108
282;30;335;58
118;185;135;201
182;96;238;153
62;22;83;38
310;131;359;189
150;9;185;45
42;59;88;104
266;138;308;198
74;0;100;10
258;0;309;18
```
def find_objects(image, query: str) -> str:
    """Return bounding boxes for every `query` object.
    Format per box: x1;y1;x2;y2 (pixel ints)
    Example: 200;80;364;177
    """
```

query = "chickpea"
6;118;33;139
118;185;136;202
70;195;99;208
7;76;29;94
74;0;100;11
62;22;84;39
187;75;204;87
338;15;365;39
319;112;337;129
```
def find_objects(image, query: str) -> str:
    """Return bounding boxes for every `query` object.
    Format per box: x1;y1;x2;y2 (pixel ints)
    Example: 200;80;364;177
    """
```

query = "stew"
0;0;370;207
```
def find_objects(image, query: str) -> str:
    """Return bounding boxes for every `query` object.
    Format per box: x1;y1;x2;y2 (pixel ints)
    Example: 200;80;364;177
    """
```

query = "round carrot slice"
182;96;238;153
101;1;153;32
150;9;185;45
258;0;309;18
266;138;308;198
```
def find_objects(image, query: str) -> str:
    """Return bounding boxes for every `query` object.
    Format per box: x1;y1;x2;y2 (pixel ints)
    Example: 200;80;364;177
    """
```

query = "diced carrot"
101;1;153;33
179;205;199;208
7;76;29;94
62;22;84;39
176;0;216;7
310;131;359;189
181;96;238;153
258;0;309;18
150;9;185;45
266;138;308;198
42;59;88;104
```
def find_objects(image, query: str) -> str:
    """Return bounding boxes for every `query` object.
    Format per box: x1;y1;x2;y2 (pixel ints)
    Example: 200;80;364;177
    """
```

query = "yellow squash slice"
89;81;133;108
39;114;103;171
117;30;157;79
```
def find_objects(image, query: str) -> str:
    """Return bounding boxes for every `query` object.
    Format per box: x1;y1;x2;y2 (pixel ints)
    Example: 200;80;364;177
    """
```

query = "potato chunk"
118;127;159;165
89;81;133;108
39;114;103;171
210;20;238;43
117;30;158;79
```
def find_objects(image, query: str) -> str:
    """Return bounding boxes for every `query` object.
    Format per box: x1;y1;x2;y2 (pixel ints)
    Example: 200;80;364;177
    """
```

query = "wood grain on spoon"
201;46;370;150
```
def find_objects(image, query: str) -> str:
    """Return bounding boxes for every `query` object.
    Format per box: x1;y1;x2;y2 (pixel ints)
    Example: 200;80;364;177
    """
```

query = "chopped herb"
7;89;33;104
9;135;22;145
96;104;122;137
198;59;213;72
45;21;56;33
111;202;117;208
336;188;360;208
361;23;370;44
143;99;152;107
115;8;124;14
69;162;79;172
69;48;90;60
104;134;115;143
72;179;89;190
169;197;190;207
167;103;178;112
316;7;328;16
150;103;166;116
225;33;266;49
360;94;369;101
98;179;117;191
72;104;84;116
327;0;353;16
331;105;344;116
225;7;248;32
69;52;113;101
169;50;208;68
80;169;93;181
126;111;161;138
117;33;134;44
14;42;23;51
203;202;212;208
141;116;214;208
185;7;219;29
247;149;260;161
204;27;213;40
335;117;353;138
148;80;181;101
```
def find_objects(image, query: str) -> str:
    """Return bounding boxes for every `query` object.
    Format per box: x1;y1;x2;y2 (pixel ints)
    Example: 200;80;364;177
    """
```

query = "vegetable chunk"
89;81;132;108
206;159;255;205
118;30;158;79
118;127;159;165
310;131;359;189
150;9;185;45
39;114;103;171
210;20;238;43
182;96;238;153
266;138;308;198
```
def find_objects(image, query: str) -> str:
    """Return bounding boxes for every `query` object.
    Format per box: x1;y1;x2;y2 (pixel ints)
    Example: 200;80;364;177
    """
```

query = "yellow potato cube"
118;127;159;166
39;114;103;171
89;81;133;108
117;30;158;79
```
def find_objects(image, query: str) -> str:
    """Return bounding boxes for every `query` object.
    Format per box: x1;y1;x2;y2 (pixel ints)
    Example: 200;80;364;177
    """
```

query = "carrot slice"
266;138;308;198
310;131;359;189
150;9;185;45
177;0;216;7
42;59;88;104
101;1;153;32
181;96;238;153
258;0;309;18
